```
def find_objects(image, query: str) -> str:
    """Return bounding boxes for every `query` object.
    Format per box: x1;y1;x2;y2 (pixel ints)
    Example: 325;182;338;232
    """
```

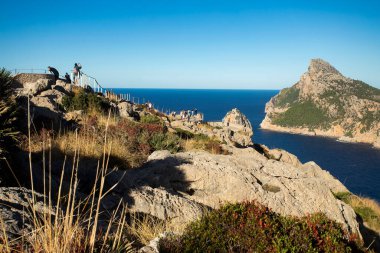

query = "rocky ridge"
261;59;380;147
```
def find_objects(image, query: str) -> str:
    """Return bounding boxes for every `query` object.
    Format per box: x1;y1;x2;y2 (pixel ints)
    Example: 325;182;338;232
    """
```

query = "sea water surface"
113;88;380;201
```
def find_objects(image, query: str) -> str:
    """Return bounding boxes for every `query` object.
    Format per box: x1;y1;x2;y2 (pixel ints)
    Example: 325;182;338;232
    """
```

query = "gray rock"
117;101;134;118
0;187;52;239
23;78;53;95
124;147;360;237
222;108;253;146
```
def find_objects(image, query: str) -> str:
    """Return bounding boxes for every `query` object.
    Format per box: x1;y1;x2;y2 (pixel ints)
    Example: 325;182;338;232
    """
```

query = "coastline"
260;119;380;149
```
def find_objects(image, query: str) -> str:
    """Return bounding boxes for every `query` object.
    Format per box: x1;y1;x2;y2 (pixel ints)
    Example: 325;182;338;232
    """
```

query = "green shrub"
62;90;108;112
140;114;162;124
275;87;300;107
0;68;20;158
273;100;331;129
160;201;363;253
149;133;181;153
175;128;194;139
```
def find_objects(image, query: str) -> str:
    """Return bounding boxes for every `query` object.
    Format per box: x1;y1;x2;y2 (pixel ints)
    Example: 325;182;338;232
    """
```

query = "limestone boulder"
117;101;134;118
23;78;53;95
123;148;360;236
222;108;254;146
53;79;72;94
30;94;62;121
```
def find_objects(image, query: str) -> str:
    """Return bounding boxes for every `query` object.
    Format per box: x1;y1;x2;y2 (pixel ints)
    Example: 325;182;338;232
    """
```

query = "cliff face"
261;59;380;147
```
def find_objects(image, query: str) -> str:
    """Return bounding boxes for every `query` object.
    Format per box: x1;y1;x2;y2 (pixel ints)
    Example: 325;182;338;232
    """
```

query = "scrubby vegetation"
274;87;300;107
62;89;110;113
159;201;363;252
175;127;227;154
273;100;331;129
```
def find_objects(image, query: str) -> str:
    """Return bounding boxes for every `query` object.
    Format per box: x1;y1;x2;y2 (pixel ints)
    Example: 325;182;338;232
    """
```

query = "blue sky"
1;0;380;89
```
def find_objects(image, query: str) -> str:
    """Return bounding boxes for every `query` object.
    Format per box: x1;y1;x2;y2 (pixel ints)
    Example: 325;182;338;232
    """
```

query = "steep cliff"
261;59;380;147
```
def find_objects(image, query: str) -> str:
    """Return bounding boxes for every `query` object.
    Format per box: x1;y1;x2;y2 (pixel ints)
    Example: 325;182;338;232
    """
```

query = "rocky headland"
261;59;380;148
0;70;379;252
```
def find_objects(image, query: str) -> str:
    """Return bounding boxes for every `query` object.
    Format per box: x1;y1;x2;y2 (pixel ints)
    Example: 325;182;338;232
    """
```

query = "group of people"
47;63;82;85
178;109;198;122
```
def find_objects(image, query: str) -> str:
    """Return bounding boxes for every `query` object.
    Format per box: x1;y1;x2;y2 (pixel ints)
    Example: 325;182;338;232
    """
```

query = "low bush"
159;201;363;253
140;114;162;124
62;90;110;113
149;133;181;153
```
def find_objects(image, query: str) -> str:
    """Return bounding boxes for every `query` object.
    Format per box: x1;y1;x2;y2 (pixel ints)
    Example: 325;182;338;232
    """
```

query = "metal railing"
10;68;48;75
10;68;178;116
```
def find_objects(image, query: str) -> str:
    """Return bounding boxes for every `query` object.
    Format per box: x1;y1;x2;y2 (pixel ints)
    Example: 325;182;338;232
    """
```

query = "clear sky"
1;0;380;89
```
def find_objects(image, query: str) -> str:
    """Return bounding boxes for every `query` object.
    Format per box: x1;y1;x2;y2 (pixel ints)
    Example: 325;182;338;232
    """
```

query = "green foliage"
360;110;380;132
174;128;194;139
140;114;162;124
274;87;300;107
273;100;331;129
62;90;109;112
351;80;380;102
0;68;20;157
333;192;352;203
149;133;181;153
160;201;363;253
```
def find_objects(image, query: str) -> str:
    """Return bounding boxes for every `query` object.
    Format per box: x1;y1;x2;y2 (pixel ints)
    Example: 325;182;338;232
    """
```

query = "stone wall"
12;73;55;88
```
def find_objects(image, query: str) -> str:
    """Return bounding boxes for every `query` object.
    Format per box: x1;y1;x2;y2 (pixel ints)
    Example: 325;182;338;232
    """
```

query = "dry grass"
0;108;134;252
182;138;228;155
125;214;168;246
335;192;380;233
349;195;380;232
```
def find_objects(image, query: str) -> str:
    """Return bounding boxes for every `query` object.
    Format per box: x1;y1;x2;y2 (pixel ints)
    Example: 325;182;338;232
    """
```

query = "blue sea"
113;88;380;201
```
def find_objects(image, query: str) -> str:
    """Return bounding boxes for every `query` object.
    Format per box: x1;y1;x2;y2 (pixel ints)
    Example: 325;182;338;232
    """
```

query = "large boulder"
221;108;254;146
117;101;134;118
23;79;53;95
30;94;63;121
121;148;360;236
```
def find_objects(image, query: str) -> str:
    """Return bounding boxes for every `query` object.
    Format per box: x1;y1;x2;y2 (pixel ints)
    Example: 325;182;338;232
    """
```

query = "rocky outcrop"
117;101;134;118
12;73;55;89
221;108;253;146
0;187;52;239
171;108;253;147
108;147;360;237
261;59;380;147
23;78;53;95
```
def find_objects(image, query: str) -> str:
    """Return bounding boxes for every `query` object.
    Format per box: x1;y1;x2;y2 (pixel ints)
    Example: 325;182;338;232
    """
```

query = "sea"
113;88;380;202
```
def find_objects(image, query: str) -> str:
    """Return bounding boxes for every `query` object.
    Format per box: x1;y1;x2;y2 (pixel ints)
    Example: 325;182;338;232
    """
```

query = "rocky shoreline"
260;118;380;148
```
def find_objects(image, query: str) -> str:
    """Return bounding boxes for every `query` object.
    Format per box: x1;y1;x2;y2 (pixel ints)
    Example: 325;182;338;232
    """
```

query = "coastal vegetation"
62;89;110;113
272;100;331;129
274;86;300;108
159;201;364;252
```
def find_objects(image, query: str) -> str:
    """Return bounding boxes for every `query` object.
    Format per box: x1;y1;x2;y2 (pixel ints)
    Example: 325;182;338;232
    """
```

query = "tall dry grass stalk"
0;107;133;252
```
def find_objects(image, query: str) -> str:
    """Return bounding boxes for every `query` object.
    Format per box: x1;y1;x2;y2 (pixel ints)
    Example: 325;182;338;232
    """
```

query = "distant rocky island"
261;59;380;148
